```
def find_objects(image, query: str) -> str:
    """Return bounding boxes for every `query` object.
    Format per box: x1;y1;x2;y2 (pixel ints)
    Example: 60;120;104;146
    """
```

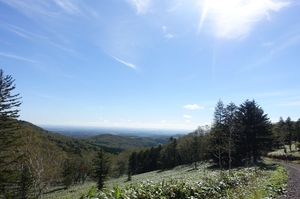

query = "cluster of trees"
209;100;272;169
0;70;98;198
125;99;296;178
272;116;300;151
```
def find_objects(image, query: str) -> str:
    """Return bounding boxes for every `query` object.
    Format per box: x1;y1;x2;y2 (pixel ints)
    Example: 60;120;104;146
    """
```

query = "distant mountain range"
20;121;187;154
40;125;189;138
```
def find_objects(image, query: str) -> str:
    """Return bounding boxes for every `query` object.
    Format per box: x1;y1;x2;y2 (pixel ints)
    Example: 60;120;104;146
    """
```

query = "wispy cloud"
127;0;152;14
162;26;174;39
0;52;37;63
243;33;300;71
0;0;94;19
183;104;204;110
0;22;47;39
199;0;291;39
0;0;58;18
49;41;78;55
54;0;81;14
111;56;137;70
183;115;192;118
261;42;273;47
0;23;79;56
280;101;300;107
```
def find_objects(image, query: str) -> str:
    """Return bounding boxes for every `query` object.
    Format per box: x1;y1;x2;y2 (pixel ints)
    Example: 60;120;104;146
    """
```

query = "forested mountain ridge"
84;133;170;151
17;120;171;154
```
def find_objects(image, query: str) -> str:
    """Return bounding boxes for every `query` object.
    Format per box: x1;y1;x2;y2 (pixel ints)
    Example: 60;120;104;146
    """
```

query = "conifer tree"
211;100;227;171
285;117;293;151
92;149;110;190
0;69;22;197
235;100;271;164
62;158;75;189
18;164;33;199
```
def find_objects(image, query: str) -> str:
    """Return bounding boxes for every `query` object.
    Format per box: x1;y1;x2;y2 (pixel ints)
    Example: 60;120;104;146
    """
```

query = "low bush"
78;163;287;199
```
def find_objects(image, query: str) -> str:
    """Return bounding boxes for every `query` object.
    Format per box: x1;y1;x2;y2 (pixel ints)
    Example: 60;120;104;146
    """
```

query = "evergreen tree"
0;69;22;123
225;102;237;170
235;100;272;164
0;69;22;197
192;130;200;169
210;100;228;170
62;158;75;189
285;117;293;151
18;164;33;199
159;137;178;169
272;117;286;149
128;151;137;178
92;149;110;190
294;119;300;143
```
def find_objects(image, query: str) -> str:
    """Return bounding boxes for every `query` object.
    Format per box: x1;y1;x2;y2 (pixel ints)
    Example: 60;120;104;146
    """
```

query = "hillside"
43;161;288;199
18;120;172;154
84;133;170;151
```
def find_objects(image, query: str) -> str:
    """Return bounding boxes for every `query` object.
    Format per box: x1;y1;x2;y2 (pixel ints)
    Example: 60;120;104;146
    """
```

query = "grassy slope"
44;161;287;199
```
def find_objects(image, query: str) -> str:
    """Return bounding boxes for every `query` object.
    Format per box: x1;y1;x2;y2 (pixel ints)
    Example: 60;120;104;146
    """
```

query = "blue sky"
0;0;300;131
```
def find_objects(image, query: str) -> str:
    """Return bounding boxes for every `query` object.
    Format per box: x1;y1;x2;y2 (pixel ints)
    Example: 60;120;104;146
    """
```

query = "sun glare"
207;0;240;12
198;0;290;39
198;0;243;36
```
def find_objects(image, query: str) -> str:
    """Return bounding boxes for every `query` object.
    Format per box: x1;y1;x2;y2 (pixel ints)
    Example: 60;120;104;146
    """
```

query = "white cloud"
281;101;300;107
54;0;81;14
0;0;58;18
162;26;174;39
262;42;273;47
199;0;291;39
183;115;192;118
161;120;167;124
127;0;152;14
0;52;37;63
111;56;137;70
183;104;204;110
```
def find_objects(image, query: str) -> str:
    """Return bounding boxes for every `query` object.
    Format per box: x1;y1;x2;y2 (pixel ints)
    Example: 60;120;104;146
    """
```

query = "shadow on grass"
205;160;278;172
43;187;65;194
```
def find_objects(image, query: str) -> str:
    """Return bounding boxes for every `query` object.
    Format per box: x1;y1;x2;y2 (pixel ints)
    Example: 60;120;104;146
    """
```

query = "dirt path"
278;162;300;199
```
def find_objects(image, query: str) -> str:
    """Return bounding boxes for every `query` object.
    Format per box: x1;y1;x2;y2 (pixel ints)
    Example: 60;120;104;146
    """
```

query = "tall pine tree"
235;100;272;164
0;69;22;198
92;149;110;190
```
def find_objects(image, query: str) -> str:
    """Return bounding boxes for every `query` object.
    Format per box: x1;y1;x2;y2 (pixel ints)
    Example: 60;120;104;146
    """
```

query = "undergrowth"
78;162;287;199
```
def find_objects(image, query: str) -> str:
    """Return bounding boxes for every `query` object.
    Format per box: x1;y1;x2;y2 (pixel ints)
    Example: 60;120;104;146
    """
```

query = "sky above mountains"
0;0;299;130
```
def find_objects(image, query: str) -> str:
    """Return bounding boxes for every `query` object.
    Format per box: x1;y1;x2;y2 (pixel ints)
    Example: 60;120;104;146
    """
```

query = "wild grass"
70;161;287;199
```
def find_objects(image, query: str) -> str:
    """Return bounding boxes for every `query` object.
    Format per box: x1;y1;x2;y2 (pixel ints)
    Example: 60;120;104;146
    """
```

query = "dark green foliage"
62;158;75;189
85;134;170;153
0;69;22;121
210;100;228;169
18;164;33;199
285;117;293;151
191;127;208;169
92;149;110;190
234;100;272;164
208;100;272;167
74;161;91;184
160;137;179;169
272;117;298;151
0;69;22;198
128;151;138;175
294;119;300;142
128;144;165;175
